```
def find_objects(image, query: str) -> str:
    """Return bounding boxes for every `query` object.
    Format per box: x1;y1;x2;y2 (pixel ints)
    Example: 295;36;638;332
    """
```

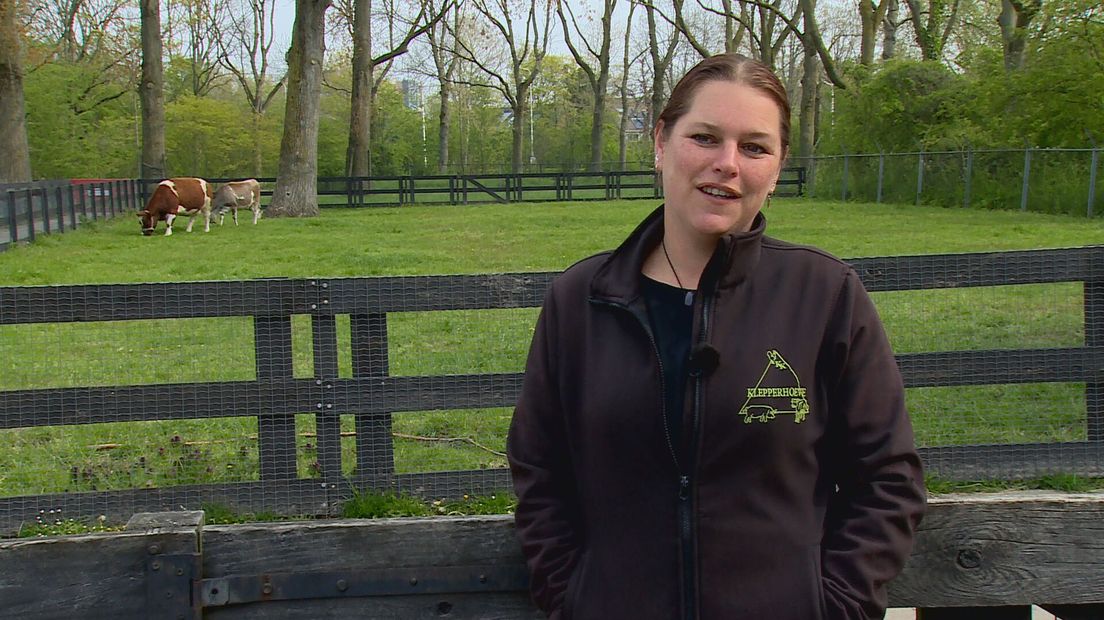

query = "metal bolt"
957;549;982;569
322;282;328;289
409;577;418;586
175;568;184;576
316;403;323;409
326;404;333;409
479;574;487;584
322;299;329;304
336;579;348;592
151;561;161;571
316;379;323;385
148;544;161;555
165;591;173;599
311;304;318;310
262;583;273;595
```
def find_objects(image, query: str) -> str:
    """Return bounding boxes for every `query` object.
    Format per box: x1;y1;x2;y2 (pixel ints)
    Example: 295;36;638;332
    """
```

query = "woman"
507;53;925;620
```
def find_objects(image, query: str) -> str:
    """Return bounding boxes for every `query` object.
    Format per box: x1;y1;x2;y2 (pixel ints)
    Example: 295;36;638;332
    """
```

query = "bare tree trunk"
859;0;891;65
798;1;819;165
0;0;32;182
346;0;373;178
618;2;636;171
252;111;263;177
882;0;899;60
269;0;331;217
140;0;166;179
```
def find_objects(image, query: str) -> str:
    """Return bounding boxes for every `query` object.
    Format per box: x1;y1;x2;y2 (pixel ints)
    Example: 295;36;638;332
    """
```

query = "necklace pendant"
684;290;694;306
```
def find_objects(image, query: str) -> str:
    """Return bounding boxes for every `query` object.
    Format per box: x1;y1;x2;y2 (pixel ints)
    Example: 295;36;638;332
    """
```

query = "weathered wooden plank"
0;278;315;324
201;516;543;619
0;379;318;429
0;510;201;620
323;272;554;314
331;373;524;415
851;247;1102;292
898;347;1104;387
889;492;1104;607
919;441;1104;480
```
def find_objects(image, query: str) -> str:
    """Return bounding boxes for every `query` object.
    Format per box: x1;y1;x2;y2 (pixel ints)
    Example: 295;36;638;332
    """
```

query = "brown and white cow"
212;179;262;226
138;178;213;236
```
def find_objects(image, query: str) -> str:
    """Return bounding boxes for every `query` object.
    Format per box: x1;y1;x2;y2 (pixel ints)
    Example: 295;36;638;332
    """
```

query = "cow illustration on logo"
738;349;809;424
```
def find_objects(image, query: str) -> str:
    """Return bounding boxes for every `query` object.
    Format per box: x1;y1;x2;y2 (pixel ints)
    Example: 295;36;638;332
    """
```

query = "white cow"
212;179;262;226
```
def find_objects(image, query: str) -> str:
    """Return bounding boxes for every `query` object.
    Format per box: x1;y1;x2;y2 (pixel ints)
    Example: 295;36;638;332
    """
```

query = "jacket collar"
589;205;766;304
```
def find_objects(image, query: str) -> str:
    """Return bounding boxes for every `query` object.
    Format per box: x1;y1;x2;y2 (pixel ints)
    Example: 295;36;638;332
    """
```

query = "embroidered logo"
738;349;809;424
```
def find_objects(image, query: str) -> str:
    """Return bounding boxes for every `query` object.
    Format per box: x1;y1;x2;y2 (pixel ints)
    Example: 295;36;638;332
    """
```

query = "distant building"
401;79;423;110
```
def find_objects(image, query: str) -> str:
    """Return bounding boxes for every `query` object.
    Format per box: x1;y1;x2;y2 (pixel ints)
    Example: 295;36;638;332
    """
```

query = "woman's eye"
691;134;716;145
742;143;767;154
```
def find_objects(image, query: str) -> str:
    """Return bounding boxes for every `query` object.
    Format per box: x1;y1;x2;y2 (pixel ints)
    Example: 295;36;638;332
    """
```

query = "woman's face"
655;80;785;240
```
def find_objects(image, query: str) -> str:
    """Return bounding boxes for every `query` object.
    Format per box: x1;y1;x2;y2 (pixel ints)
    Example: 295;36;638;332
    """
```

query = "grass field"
0;198;1101;503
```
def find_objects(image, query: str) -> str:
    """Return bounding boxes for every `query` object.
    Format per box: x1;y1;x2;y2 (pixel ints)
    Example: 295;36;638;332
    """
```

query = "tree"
140;0;166;178
339;0;446;178
642;0;679;132
902;0;962;61
268;0;331;217
617;0;640;169
425;0;461;173
0;0;33;182
456;0;552;173
164;0;227;97
858;0;892;65
215;0;287;176
557;0;617;171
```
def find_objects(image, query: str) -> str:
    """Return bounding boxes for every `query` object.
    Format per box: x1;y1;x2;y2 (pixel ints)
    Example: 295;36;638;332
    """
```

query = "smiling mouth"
699;185;741;199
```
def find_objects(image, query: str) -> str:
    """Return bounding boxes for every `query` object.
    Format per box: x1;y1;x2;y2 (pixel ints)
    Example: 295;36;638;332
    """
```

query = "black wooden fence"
0;246;1101;533
0;179;141;251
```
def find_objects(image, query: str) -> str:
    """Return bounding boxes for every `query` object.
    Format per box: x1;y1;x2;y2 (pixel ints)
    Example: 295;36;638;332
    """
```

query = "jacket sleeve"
820;269;926;620
507;286;583;617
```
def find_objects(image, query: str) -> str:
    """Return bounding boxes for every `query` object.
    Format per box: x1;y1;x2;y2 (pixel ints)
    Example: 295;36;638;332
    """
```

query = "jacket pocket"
810;544;828;620
561;549;591;620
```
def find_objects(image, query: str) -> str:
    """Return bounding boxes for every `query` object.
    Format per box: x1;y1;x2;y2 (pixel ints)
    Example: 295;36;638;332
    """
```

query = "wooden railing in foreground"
1;492;1102;619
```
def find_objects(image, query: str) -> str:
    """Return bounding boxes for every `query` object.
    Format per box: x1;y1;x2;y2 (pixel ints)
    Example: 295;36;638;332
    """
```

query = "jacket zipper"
680;291;711;620
591;293;710;620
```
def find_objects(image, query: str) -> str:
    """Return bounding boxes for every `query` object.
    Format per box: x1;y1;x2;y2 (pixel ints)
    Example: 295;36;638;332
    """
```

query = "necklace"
661;238;695;306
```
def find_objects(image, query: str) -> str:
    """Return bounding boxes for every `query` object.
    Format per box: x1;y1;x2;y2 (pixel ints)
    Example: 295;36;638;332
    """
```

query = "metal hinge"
146;552;201;620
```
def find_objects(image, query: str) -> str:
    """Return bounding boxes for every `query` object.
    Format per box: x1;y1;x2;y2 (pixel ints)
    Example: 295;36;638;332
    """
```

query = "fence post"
351;313;395;484
876;153;885;203
66;184;76;229
81;183;91;222
254;313;297;481
1020;147;1032;212
311;293;343;483
916;151;924;206
23;188;34;241
964;149;974;208
6;190;16;243
55;186;65;233
1088;270;1103;442
40;188;51;234
1088;148;1098;218
841;153;849;201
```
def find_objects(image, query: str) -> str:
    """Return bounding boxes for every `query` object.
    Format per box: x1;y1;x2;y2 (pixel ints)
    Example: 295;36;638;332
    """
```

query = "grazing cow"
212;179;263;226
138;178;213;236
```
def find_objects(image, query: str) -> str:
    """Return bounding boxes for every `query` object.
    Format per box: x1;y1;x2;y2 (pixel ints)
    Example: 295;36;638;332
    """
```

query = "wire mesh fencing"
0;247;1101;533
797;148;1102;217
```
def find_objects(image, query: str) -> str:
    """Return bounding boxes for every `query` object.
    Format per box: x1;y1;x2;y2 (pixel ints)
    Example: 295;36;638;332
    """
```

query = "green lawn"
0;199;1101;499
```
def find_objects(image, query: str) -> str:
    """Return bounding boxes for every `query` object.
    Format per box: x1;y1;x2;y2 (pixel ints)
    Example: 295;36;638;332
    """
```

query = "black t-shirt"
641;276;695;447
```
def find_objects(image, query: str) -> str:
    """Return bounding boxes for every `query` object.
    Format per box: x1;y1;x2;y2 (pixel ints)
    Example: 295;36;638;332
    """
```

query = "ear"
653;120;667;170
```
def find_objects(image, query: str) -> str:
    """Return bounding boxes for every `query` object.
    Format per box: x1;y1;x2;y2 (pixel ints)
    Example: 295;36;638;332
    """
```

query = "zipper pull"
678;475;690;500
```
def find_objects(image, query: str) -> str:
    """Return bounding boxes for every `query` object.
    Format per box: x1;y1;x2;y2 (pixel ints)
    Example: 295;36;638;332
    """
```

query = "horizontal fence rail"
146;168;807;209
3;495;1104;618
0;247;1101;532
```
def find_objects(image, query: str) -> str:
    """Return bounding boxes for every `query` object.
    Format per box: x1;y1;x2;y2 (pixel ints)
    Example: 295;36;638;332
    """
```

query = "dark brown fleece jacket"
508;207;925;620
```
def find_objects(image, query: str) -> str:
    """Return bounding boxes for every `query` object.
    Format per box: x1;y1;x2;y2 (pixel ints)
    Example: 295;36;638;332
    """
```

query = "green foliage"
341;491;432;518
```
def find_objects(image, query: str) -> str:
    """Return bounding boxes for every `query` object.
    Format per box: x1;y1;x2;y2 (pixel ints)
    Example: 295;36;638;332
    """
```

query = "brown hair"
657;53;791;157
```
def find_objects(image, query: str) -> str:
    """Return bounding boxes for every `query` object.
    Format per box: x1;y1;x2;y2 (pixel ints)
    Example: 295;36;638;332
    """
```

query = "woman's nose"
713;142;740;175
